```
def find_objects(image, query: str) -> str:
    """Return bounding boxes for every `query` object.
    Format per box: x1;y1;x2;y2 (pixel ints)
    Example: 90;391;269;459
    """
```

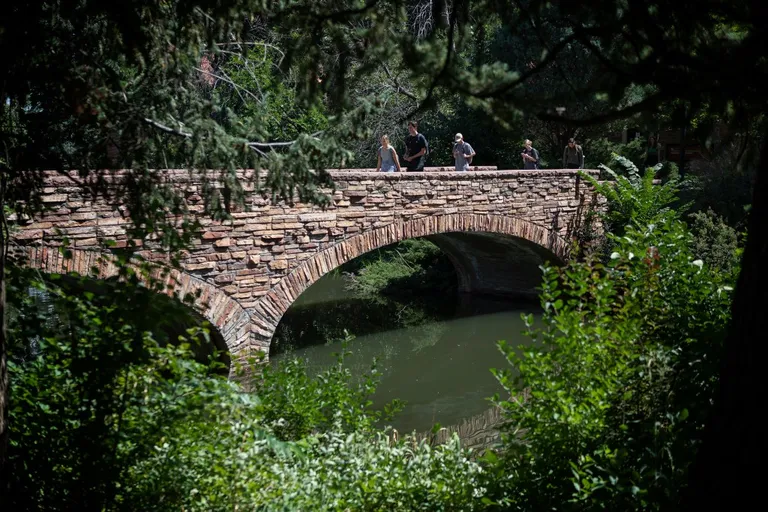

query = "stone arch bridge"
13;167;600;366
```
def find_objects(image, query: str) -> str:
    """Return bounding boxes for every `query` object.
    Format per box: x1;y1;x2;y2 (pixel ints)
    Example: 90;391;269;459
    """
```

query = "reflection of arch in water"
20;246;250;370
251;213;567;357
409;406;505;452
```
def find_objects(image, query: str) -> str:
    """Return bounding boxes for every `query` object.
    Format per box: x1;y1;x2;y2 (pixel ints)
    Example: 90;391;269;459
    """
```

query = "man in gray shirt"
453;133;476;171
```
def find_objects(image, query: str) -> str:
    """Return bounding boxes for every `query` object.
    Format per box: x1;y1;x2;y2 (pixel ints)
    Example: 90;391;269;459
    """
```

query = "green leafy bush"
583;137;646;170
491;218;734;510
126;425;485;511
688;208;741;277
251;341;404;441
582;156;679;238
6;264;237;510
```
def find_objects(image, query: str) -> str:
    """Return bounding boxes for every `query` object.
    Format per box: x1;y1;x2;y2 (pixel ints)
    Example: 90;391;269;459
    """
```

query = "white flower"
692;259;704;269
610;252;620;260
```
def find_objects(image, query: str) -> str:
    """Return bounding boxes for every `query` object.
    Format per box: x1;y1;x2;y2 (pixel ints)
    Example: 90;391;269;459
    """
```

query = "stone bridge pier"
13;167;601;368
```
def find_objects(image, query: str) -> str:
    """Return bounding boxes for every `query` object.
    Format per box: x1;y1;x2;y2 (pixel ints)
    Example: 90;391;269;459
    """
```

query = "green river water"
271;272;541;435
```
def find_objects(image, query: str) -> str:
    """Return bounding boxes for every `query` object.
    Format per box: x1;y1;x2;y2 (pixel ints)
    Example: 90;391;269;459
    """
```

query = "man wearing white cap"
452;133;476;172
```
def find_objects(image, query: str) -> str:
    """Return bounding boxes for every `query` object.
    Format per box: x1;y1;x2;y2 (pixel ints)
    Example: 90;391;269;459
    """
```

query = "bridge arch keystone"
248;213;571;357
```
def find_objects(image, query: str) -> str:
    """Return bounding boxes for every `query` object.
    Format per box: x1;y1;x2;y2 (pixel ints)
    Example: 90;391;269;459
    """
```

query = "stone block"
71;212;97;221
337;210;366;219
185;261;217;271
269;259;288;270
299;212;336;222
41;194;68;203
214;273;234;284
76;238;98;247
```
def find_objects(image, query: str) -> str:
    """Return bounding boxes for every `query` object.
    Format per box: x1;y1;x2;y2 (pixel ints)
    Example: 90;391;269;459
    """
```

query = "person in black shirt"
403;120;428;171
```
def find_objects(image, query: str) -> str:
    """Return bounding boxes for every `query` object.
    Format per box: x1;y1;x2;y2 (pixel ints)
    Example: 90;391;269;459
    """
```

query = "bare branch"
215;41;285;58
194;66;263;104
380;61;419;101
248;131;324;149
144;118;192;138
409;0;435;40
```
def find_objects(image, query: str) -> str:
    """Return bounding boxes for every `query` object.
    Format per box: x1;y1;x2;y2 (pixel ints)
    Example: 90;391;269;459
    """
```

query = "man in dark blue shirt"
403;120;428;171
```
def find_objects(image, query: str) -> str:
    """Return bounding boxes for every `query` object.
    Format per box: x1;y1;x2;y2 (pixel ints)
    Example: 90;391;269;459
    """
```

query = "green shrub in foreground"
7;266;481;511
491;217;734;511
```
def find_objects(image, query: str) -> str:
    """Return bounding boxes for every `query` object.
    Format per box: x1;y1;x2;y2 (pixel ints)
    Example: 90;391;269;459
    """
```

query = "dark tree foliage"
2;1;767;508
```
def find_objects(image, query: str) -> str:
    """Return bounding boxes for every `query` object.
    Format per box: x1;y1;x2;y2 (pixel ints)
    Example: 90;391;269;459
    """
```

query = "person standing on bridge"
376;134;402;172
452;133;476;171
403;120;428;172
562;138;584;169
521;139;540;169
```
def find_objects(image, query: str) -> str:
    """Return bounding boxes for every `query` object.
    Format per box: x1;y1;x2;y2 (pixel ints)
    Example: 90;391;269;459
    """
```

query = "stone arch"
19;245;253;360
249;213;570;355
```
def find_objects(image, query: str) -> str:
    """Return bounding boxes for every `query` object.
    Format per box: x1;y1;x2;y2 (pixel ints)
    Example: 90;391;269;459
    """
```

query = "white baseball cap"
454;133;463;142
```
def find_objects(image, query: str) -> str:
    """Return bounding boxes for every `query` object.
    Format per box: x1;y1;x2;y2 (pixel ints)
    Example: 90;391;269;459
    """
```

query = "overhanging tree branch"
535;93;665;126
144;118;323;151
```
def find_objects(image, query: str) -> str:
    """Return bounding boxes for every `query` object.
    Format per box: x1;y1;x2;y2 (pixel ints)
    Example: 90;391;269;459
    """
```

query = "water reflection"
272;273;541;434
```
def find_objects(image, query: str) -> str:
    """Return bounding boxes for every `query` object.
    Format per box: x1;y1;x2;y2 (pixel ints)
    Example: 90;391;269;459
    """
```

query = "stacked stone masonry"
14;167;602;365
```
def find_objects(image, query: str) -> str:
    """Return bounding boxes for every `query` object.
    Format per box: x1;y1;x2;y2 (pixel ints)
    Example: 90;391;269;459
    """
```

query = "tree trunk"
682;128;768;509
0;171;8;487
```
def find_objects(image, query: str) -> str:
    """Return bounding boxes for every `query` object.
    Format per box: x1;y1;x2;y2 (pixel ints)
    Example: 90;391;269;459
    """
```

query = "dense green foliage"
688;209;742;277
584;156;679;238
7;262;482;511
253;343;403;441
491;217;733;510
3;0;765;509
